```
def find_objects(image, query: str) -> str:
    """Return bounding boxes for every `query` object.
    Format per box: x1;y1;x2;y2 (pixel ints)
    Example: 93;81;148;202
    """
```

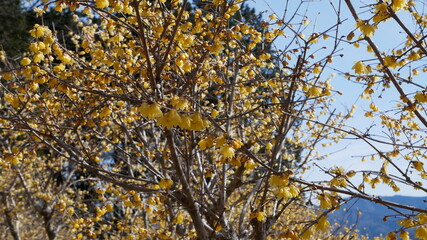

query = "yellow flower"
211;109;219;118
228;156;242;167
408;51;421;61
376;2;388;12
302;19;310;26
99;106;112;118
133;194;141;204
33;52;44;63
413;161;424;171
418;213;427;223
138;103;163;120
312;64;321;74
415;92;427;103
259;53;271;60
159;179;174;190
362;25;377;37
95;0;109;8
67;207;74;215
398;218;415;228
369;102;380;112
170;96;189;110
95;206;106;217
399;231;409;240
385;232;396;240
178;114;192;129
157;109;182;129
251;211;266;222
5;93;19;108
391;0;407;12
244;159;256;172
373;3;389;23
356;20;377;37
216;134;227;147
36;26;46;38
145;206;152;213
198;137;214;150
208;41;225;55
308;33;319;43
316;216;330;232
3;73;13;81
189;112;209;131
212;0;223;6
106;203;114;212
383;56;399;69
301;226;313;239
352;61;368;75
416;225;427;240
270;175;289;187
6;154;21;165
408;121;420;130
220;145;235;159
308;86;323;97
275;187;291;199
230;139;243;149
21;57;31;66
174;212;184;224
29;43;38;52
318;194;332;209
365;111;374;117
389;150;399;157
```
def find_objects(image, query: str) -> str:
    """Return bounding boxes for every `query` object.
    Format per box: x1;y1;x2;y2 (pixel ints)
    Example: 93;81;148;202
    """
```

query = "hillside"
331;196;426;238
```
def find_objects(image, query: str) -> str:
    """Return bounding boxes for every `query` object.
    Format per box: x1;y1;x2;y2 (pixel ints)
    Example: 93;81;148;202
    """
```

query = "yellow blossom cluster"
373;3;389;23
137;103;210;130
391;0;408;12
159;178;174;190
356;19;378;37
198;134;244;161
251;211;267;222
317;193;339;209
415;92;427;103
352;61;371;75
269;173;300;199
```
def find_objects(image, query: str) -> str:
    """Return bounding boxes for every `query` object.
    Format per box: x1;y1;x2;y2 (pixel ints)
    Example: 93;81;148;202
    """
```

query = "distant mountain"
330;196;426;238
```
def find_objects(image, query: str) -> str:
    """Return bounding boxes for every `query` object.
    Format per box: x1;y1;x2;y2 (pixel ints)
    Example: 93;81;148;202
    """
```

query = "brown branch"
132;0;157;95
155;0;188;80
1;191;21;240
165;129;209;239
293;177;427;213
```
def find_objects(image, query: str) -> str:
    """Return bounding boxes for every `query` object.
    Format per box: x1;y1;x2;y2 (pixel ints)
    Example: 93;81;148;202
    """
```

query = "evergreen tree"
0;0;78;61
0;0;29;58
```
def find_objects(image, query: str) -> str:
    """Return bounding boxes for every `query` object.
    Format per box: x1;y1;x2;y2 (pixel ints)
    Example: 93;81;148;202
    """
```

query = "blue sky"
248;0;426;196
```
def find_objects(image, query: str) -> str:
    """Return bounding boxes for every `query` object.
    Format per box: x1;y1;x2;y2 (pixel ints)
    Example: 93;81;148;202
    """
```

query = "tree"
0;0;30;59
0;0;425;239
0;0;78;61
